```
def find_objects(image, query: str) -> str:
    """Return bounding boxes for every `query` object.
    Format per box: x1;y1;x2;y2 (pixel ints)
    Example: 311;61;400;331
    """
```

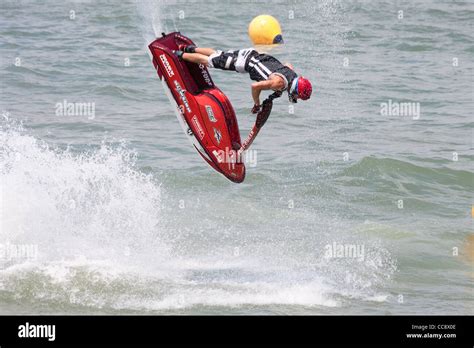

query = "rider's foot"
173;50;184;59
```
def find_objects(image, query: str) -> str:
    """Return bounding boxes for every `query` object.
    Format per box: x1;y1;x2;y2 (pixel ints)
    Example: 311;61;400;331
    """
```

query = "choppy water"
0;0;472;314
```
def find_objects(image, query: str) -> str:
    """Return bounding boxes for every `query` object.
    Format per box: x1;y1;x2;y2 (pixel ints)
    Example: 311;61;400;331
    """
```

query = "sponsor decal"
191;115;205;140
187;128;193;136
205;105;217;122
174;81;191;113
213;127;222;145
176;34;188;42
241;129;255;149
160;54;174;77
199;64;213;86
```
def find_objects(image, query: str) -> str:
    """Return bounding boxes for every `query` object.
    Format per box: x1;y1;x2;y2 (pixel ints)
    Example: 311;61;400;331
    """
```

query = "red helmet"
297;77;312;100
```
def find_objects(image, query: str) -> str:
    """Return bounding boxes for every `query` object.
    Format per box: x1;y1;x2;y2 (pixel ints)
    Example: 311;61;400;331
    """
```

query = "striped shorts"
207;48;256;73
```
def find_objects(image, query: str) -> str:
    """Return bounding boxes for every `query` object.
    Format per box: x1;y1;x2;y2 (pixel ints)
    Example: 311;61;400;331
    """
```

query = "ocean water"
0;0;472;314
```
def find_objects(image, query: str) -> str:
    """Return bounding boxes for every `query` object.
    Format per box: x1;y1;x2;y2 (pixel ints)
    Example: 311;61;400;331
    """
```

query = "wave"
334;156;472;217
89;84;145;100
0;121;166;266
338;156;473;191
0;124;397;313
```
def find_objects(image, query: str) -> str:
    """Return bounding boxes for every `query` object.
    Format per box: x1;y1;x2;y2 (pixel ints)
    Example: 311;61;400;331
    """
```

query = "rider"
174;45;312;114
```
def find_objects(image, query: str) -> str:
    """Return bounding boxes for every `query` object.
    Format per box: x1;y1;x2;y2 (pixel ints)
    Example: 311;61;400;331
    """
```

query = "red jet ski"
148;32;246;183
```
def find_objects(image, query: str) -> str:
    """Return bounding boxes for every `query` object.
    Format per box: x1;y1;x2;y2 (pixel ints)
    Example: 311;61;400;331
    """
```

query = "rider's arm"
251;80;274;106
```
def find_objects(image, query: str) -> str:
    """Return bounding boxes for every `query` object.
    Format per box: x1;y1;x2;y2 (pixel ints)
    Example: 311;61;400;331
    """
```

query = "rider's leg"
194;47;216;56
181;52;209;65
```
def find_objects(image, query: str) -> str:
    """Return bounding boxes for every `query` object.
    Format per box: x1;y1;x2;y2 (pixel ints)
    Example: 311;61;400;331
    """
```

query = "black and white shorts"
207;48;255;73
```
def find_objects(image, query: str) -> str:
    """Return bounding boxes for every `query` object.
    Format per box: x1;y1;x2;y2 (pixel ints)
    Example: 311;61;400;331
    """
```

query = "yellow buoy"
248;15;283;45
